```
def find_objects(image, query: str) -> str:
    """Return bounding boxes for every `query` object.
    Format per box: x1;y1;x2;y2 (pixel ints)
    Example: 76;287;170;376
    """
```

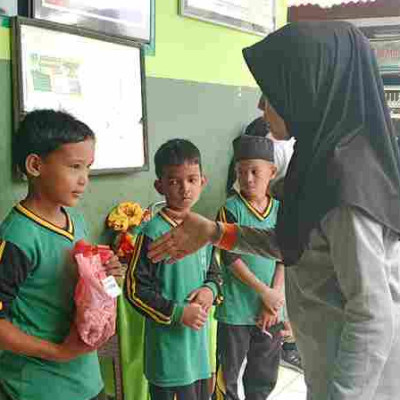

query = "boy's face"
29;139;95;208
154;162;206;213
236;159;277;200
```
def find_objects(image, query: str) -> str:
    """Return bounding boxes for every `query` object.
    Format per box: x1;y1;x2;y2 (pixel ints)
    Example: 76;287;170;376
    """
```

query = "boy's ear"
154;179;164;195
201;175;208;188
25;154;42;177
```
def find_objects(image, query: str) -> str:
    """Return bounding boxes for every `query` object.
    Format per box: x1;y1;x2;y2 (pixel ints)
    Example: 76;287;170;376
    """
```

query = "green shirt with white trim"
0;203;102;400
125;209;222;387
216;192;280;325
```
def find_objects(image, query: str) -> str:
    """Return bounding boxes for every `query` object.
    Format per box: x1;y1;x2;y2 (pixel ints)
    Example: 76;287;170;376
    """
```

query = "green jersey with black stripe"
216;192;280;325
0;203;102;400
124;210;221;387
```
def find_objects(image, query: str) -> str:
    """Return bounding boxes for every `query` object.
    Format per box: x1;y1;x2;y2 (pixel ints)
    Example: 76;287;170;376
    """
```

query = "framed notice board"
12;17;149;174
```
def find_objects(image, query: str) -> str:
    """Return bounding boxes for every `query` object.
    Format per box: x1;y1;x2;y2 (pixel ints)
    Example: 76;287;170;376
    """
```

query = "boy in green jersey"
214;135;284;400
0;110;122;400
125;139;222;400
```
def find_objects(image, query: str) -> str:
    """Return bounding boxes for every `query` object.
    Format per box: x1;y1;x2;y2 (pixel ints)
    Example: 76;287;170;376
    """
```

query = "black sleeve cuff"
0;241;33;319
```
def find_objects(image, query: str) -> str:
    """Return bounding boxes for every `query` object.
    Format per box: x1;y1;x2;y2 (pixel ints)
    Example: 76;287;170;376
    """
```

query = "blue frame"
144;0;155;56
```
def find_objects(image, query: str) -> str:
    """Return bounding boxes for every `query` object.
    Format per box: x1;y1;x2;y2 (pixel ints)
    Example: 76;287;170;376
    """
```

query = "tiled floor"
238;364;306;400
269;366;306;400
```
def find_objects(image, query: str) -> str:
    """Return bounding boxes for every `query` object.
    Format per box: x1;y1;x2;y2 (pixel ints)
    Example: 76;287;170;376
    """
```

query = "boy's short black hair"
14;109;95;174
154;139;202;178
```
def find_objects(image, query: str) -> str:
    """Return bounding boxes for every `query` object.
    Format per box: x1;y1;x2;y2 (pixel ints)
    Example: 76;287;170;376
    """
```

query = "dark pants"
214;323;282;400
149;379;209;400
0;382;102;400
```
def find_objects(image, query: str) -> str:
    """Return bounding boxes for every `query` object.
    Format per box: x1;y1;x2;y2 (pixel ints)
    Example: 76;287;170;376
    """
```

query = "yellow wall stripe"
0;27;10;61
0;5;287;86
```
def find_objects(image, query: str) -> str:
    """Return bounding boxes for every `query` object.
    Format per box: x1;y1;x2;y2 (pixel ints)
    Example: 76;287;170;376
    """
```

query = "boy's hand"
103;254;125;279
260;287;284;314
56;324;97;362
256;308;279;334
280;320;294;339
187;287;214;313
181;303;208;331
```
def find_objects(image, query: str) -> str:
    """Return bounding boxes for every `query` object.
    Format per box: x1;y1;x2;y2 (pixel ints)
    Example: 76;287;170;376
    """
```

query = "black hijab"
243;21;400;265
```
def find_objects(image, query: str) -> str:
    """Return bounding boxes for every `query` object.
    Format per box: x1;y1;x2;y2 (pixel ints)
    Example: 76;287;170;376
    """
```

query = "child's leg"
214;323;251;400
149;380;209;400
149;383;176;400
242;327;281;400
178;379;209;400
281;306;302;372
89;395;105;400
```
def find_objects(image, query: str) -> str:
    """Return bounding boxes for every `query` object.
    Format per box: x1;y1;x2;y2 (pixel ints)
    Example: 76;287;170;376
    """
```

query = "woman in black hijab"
149;21;400;400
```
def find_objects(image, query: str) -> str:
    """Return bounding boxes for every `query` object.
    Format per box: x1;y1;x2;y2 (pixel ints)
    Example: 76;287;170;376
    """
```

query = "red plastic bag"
73;240;118;347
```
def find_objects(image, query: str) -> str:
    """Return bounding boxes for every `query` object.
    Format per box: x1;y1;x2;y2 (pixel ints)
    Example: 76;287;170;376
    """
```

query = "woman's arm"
148;212;282;263
231;225;281;260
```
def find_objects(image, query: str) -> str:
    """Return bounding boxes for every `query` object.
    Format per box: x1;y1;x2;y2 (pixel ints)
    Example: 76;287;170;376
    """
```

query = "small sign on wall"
17;0;152;43
179;0;276;36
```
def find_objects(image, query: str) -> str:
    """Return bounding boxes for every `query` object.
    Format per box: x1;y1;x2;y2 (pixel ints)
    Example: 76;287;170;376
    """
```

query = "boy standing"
215;135;284;400
0;110;122;400
125;139;222;400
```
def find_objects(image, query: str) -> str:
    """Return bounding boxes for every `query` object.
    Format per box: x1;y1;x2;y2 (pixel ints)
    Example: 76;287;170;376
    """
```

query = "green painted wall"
0;27;10;60
0;1;287;242
146;0;287;86
1;1;287;84
0;62;261;240
0;3;287;397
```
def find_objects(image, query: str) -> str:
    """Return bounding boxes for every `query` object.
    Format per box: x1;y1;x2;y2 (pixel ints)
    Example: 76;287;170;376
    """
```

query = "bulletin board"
12;17;149;174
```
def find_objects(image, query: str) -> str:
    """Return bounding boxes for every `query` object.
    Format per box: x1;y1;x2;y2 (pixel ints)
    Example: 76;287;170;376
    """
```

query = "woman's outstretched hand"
148;212;217;263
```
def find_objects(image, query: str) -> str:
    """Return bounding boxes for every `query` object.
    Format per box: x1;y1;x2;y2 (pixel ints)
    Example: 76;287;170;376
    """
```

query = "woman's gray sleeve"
322;207;397;400
231;226;282;261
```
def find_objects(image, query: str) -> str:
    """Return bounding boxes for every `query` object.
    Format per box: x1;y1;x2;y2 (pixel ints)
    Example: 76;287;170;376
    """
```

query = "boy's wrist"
202;283;217;300
171;304;185;324
36;340;65;361
258;283;271;295
50;343;68;361
272;282;284;292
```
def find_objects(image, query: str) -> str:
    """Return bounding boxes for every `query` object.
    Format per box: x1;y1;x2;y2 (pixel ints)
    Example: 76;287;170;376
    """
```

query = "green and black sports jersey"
0;203;102;400
215;192;280;325
125;210;222;387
